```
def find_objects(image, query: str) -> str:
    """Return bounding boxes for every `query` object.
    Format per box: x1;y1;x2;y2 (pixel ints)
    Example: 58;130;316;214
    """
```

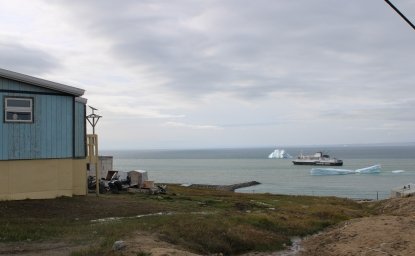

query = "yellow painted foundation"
0;158;87;201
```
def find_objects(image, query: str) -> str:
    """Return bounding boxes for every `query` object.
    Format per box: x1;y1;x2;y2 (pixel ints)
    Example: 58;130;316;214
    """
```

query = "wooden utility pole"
86;106;102;196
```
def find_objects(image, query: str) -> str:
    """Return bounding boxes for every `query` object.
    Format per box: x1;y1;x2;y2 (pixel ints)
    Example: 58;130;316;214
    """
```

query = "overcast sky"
1;0;414;149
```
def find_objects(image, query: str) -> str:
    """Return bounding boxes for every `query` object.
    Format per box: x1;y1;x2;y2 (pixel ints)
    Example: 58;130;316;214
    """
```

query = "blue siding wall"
0;92;74;160
0;77;87;160
74;101;86;158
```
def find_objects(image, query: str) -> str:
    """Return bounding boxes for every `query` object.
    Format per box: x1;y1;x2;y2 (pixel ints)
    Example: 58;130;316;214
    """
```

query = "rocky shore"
188;181;260;191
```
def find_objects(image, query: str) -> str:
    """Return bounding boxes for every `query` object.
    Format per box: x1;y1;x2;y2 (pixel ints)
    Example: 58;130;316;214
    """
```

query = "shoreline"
187;181;261;191
180;181;388;200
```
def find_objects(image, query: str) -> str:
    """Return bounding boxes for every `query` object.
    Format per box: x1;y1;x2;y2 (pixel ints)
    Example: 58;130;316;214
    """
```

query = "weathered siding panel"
41;95;73;159
67;100;73;157
0;92;74;160
51;96;57;158
40;95;48;158
0;100;3;159
74;101;86;158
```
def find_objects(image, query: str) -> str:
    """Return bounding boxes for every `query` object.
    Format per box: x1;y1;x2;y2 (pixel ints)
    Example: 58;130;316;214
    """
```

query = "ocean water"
101;146;415;200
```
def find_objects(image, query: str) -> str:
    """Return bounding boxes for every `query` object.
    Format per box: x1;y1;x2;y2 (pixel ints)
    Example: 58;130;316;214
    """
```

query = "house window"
4;97;33;123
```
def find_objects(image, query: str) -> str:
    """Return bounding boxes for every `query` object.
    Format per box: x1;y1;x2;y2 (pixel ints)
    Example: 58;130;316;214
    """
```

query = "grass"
0;185;372;255
136;250;152;256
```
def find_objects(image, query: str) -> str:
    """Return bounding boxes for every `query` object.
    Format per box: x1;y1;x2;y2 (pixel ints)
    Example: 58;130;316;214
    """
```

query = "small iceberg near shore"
355;164;381;174
311;164;381;176
268;149;292;159
310;168;355;175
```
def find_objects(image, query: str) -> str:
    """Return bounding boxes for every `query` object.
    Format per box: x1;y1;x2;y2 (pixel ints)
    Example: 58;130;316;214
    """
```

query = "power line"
384;0;415;30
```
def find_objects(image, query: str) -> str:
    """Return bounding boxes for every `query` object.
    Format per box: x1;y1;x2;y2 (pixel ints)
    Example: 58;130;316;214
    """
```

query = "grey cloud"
321;99;415;122
0;42;60;75
52;0;415;100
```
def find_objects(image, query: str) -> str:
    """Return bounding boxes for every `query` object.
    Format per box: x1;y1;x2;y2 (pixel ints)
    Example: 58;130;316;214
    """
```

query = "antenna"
86;105;102;134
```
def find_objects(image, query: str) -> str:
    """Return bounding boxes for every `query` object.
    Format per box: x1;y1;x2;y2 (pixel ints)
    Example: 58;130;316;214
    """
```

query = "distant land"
281;142;415;148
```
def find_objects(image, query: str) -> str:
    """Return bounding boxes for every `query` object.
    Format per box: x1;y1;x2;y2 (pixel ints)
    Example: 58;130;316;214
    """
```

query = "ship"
292;152;343;166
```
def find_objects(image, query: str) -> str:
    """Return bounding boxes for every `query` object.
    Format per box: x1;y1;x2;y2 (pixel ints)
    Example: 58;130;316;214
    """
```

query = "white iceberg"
310;164;381;176
355;164;381;174
392;170;405;174
268;149;292;159
310;168;355;175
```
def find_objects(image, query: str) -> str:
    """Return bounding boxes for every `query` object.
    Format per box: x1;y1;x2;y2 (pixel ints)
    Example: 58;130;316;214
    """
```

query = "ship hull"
292;160;343;166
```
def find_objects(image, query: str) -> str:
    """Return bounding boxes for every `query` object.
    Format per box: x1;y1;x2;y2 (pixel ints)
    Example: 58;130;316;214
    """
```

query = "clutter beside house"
87;156;113;179
88;169;166;195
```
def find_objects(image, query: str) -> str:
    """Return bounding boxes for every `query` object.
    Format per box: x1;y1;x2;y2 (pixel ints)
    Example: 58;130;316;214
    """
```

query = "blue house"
0;68;88;200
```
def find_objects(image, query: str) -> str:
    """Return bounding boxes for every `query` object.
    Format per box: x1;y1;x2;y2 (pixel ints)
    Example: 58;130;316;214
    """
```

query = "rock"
112;240;127;251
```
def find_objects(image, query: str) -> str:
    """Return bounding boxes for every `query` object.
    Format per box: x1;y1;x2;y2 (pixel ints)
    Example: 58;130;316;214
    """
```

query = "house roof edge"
0;68;85;96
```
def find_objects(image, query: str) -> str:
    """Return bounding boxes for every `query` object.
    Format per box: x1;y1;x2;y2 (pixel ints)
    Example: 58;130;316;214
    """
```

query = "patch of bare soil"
299;197;415;256
0;233;200;256
121;231;201;256
0;241;88;256
0;195;168;220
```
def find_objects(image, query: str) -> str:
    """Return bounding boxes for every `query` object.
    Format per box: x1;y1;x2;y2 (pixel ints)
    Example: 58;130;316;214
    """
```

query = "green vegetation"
0;185;371;255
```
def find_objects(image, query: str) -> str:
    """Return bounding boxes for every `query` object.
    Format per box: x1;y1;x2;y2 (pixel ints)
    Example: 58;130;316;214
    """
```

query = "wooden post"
95;135;99;196
86;106;101;196
87;134;99;196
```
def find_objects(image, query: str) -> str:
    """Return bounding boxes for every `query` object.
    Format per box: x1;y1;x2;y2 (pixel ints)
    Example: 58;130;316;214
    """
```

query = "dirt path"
121;231;201;256
0;242;88;256
299;216;415;256
299;197;415;256
0;233;200;256
114;198;415;256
